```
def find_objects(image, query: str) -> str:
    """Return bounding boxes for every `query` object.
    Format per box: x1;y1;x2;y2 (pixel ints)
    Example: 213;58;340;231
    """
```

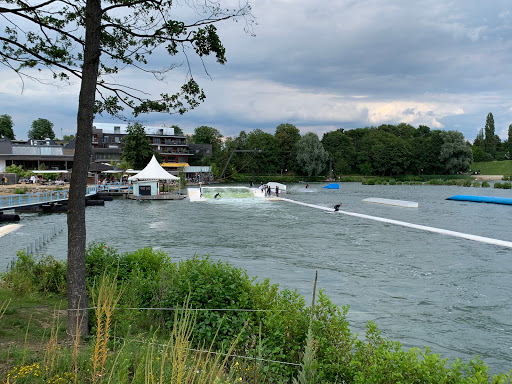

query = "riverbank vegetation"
1;245;512;383
186;113;512;182
470;160;512;177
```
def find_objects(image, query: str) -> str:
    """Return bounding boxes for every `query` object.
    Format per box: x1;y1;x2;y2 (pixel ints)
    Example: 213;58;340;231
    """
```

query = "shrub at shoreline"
1;246;512;383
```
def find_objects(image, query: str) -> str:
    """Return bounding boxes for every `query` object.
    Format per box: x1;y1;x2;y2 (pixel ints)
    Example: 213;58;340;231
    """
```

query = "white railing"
0;185;98;210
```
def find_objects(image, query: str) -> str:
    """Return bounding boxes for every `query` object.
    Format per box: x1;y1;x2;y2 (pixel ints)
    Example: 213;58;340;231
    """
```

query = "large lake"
1;182;511;374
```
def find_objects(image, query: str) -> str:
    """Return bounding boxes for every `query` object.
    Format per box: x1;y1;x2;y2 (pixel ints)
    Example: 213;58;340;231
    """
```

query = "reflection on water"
1;182;512;374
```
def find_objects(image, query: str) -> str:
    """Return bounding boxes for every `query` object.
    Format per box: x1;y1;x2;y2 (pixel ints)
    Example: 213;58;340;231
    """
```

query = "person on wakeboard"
214;193;221;199
334;203;342;211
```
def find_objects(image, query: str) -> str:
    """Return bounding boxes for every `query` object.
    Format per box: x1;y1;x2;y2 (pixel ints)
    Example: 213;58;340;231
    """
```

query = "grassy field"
0;289;68;378
471;160;512;175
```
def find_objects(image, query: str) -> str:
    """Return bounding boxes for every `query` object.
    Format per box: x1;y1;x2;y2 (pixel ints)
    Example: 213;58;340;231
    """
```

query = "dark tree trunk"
67;0;102;337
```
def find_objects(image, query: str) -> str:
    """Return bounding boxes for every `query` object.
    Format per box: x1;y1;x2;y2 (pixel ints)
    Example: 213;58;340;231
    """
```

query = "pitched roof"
128;155;179;181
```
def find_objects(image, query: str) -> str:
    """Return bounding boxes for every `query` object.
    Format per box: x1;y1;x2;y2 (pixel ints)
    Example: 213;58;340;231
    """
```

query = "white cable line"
279;198;512;249
114;336;301;366
36;306;390;315
67;307;285;312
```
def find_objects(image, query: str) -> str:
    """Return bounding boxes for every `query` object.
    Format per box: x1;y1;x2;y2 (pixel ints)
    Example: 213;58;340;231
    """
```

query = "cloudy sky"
2;0;512;142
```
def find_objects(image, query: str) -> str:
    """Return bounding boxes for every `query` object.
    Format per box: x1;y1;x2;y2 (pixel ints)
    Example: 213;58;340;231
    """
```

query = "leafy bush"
14;187;28;194
472;181;481;187
5;164;28;178
426;178;444;185
339;176;365;182
463;179;472;187
502;182;511;189
0;251;66;294
397;175;422;182
494;182;503;189
482;181;491;188
85;242;170;307
6;246;512;383
159;256;256;350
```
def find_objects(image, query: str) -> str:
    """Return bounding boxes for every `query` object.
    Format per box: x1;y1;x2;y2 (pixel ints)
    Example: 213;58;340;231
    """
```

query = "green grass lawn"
471;160;512;175
0;289;68;378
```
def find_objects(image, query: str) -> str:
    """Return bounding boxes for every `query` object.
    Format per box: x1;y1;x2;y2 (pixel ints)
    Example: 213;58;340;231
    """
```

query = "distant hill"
470;160;512;175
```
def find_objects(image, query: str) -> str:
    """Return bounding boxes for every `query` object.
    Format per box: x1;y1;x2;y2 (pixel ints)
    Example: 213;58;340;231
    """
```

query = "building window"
114;126;120;134
103;136;109;143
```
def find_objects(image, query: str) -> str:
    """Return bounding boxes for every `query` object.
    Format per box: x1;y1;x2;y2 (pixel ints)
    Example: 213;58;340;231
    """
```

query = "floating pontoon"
446;195;512;205
363;198;418;208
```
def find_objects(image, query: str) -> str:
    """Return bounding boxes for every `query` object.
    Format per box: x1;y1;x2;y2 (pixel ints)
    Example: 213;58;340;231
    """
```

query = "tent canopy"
128;155;179;181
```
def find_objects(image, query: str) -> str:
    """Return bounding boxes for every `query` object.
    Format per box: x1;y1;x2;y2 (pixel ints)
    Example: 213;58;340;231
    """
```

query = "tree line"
187;121;484;178
472;112;512;162
0;115;76;141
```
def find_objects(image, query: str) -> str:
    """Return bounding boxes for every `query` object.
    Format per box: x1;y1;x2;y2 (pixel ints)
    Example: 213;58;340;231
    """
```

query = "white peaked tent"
128;155;178;181
128;155;180;197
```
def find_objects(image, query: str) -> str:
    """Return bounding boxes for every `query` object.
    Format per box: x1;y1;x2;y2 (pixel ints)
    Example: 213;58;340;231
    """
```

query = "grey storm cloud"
2;0;512;141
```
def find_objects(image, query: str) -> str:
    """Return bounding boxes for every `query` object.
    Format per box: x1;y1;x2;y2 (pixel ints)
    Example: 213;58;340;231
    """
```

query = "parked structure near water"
92;123;191;172
0;124;212;183
0;138;74;172
92;122;212;180
128;155;184;200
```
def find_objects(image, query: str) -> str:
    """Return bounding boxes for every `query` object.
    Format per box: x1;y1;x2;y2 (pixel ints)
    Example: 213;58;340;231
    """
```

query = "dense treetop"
192;121;482;179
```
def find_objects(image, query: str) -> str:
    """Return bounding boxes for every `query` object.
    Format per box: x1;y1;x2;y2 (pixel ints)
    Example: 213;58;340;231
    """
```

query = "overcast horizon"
2;0;512;143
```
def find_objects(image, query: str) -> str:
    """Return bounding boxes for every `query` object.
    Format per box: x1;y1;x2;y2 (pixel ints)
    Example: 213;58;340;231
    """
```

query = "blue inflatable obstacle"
323;183;340;189
447;195;512;205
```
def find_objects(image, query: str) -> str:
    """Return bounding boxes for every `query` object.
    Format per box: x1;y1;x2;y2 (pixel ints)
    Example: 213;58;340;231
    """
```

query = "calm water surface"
1;182;511;374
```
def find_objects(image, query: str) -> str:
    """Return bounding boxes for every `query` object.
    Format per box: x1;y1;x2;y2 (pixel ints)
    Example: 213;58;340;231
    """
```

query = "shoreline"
0;175;506;196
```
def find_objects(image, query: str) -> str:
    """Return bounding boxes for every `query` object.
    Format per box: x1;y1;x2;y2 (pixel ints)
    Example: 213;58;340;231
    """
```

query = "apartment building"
92;122;192;172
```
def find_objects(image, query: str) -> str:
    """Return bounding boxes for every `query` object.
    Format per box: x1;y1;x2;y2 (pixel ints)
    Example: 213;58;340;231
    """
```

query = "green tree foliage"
0;0;252;336
5;164;31;178
426;130;445;174
474;128;484;147
295;133;329;177
171;125;184;136
370;131;412;176
440;131;473;174
507;124;512;156
121;122;159;170
218;131;249;177
484;112;497;158
275;123;301;171
0;114;15;140
321;129;355;176
63;134;75;141
28;118;55;140
192;125;224;159
409;138;428;175
472;144;493;162
246;129;280;174
379;123;416;139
